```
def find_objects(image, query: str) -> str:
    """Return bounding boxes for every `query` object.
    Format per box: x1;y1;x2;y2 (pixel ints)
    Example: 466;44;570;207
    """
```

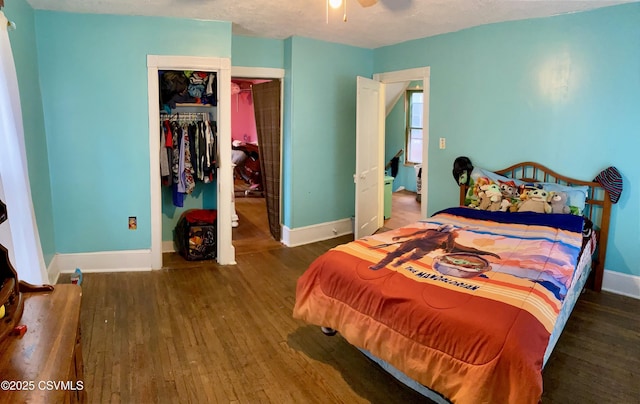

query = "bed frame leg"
320;326;337;336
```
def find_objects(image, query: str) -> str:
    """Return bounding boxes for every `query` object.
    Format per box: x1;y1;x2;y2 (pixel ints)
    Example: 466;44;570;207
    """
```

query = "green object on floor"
384;176;394;219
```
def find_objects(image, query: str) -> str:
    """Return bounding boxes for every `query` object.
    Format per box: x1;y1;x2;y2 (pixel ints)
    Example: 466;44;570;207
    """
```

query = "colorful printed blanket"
293;208;585;403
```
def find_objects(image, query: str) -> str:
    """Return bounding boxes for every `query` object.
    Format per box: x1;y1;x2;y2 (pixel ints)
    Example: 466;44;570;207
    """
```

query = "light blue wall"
4;0;56;265
284;37;373;228
232;35;285;68
35;11;231;253
374;3;640;276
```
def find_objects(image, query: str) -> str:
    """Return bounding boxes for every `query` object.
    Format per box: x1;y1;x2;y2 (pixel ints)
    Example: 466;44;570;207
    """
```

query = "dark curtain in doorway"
252;80;281;240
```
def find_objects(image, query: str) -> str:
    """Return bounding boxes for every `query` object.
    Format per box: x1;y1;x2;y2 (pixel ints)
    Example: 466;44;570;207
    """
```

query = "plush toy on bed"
498;180;520;212
499;181;519;199
476;184;508;212
550;191;571;214
517;189;552;214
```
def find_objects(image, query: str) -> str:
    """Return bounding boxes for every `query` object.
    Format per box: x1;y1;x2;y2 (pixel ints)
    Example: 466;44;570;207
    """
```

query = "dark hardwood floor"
64;192;639;403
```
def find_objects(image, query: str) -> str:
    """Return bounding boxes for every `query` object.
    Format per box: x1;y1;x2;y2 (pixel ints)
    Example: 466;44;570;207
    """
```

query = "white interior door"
354;76;384;239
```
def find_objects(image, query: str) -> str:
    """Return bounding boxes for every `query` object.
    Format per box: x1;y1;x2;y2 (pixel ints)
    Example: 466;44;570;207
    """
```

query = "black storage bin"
174;209;217;261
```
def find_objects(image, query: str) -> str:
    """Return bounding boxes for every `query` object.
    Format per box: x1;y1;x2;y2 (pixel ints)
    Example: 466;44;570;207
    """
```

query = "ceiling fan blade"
356;0;378;7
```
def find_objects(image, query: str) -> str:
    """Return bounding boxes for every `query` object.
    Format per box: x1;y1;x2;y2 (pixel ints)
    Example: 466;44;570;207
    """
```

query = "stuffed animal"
499;181;519;199
467;177;490;208
518;183;542;200
499;199;513;212
499;180;520;212
550;191;571;214
477;184;504;212
517;189;552;214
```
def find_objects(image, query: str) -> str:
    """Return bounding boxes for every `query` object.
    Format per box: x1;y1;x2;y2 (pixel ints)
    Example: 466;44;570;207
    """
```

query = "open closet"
147;55;234;268
158;70;219;261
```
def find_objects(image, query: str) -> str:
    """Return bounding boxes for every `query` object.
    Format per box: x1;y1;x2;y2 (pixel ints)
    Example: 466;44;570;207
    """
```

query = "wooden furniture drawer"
0;284;85;403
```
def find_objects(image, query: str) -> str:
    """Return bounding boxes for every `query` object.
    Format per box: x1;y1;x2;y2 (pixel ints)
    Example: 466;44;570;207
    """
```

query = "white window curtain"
0;11;47;285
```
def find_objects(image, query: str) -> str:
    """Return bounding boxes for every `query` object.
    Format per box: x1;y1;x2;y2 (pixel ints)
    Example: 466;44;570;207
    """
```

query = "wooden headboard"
459;161;611;292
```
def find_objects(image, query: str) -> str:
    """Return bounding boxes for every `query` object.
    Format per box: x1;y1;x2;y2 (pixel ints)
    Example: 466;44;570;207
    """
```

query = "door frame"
147;55;233;268
373;67;431;219
231;66;285;242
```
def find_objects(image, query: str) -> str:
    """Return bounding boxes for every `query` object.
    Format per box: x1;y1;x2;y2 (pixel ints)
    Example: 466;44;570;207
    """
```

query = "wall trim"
602;269;640;300
282;218;353;247
232;66;285;79
48;250;153;275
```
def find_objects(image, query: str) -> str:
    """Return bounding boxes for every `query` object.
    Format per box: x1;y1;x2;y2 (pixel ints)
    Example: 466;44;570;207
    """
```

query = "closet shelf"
175;103;215;108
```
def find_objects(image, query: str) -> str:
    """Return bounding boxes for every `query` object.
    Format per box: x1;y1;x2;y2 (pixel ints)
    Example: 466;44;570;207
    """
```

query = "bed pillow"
538;182;588;215
469;167;524;188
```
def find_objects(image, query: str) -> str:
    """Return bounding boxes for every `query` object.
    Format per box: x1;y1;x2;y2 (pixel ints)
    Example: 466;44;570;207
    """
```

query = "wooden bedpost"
459;184;467;206
592;192;612;292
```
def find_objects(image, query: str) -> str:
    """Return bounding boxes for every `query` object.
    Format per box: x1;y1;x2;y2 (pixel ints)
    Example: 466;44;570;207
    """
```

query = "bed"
293;162;611;403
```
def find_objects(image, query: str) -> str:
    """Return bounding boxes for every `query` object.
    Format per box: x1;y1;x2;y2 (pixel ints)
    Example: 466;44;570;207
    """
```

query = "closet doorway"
147;55;233;268
231;67;284;254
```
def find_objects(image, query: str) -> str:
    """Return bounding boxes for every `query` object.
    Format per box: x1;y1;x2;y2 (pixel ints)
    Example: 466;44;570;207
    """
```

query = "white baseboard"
47;255;61;285
162;240;175;253
603;269;640;300
282;218;353;247
48;249;153;276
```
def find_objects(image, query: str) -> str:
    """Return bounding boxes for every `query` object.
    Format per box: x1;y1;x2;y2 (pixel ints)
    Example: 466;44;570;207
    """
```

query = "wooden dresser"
0;284;85;403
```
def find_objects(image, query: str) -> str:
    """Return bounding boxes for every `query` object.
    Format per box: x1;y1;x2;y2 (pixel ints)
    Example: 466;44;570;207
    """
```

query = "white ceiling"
25;0;636;48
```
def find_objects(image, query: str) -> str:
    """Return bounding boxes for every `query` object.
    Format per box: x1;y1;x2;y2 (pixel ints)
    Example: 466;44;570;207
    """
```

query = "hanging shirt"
182;123;196;194
160;127;171;185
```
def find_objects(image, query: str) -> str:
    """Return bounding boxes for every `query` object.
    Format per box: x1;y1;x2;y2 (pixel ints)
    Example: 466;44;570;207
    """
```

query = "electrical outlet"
439;137;446;149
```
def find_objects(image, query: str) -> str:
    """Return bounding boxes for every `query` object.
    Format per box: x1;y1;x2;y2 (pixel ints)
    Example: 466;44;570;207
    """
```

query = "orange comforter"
293;208;584;403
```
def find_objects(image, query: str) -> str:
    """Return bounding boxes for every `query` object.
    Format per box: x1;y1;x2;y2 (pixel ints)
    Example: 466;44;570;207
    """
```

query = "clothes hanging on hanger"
160;113;217;207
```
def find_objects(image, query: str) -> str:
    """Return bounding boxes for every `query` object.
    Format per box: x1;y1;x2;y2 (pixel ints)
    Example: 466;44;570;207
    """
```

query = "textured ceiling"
25;0;636;48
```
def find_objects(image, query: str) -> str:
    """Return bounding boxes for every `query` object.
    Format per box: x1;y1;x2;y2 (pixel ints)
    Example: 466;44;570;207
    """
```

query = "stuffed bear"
550;191;571;214
517;189;552;214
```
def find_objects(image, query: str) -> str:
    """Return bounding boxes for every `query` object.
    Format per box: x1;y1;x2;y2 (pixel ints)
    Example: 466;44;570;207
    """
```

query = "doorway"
147;55;234;268
230;67;285;254
373;67;430;229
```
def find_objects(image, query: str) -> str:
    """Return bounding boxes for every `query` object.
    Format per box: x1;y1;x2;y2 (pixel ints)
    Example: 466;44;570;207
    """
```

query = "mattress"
293;207;588;403
358;230;596;403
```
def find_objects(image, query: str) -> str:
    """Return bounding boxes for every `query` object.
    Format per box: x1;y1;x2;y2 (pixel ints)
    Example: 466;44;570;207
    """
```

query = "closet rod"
160;112;209;121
